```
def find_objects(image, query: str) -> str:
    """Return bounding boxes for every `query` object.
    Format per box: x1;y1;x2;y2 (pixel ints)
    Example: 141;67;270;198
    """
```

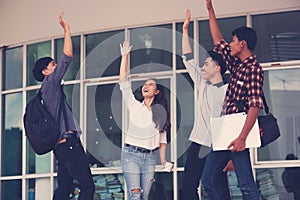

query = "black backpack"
23;90;63;155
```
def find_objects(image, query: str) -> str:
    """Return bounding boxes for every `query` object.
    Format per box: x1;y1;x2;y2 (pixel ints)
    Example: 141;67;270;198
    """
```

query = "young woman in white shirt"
119;41;171;200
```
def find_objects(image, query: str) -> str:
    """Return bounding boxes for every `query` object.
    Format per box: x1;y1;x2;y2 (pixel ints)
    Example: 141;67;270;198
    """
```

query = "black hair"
142;79;171;133
232;26;257;52
207;50;227;75
32;57;54;81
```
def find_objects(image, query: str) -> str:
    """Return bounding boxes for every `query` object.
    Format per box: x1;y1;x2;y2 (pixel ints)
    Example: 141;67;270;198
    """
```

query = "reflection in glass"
256;167;300;200
149;172;173;200
253;11;300;63
1;92;22;176
25;90;51;174
178;172;208;199
64;84;80;123
258;68;300;161
85;30;124;79
176;22;194;70
1;179;21;200
130;25;172;73
176;73;194;167
199;17;246;52
86;83;122;168
280;156;300;200
27;178;51;199
93;174;124;200
55;36;81;80
27;179;35;200
26;41;51;86
3;46;23;90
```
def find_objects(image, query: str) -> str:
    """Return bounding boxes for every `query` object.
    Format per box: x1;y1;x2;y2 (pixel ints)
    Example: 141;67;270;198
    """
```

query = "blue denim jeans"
202;149;260;200
121;145;158;200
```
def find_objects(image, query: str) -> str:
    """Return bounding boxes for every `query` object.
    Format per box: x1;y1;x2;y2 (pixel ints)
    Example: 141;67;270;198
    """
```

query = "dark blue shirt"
40;53;81;137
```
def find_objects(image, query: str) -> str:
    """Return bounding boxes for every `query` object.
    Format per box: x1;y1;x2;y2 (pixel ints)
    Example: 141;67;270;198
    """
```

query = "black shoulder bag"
258;93;281;147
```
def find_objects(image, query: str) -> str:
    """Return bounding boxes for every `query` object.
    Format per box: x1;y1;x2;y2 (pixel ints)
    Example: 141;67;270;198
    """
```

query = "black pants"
182;142;230;200
53;135;95;200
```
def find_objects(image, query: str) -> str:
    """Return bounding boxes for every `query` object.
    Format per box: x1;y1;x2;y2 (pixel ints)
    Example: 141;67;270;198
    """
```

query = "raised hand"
59;12;72;57
206;0;213;10
120;41;133;56
183;9;191;31
59;12;70;31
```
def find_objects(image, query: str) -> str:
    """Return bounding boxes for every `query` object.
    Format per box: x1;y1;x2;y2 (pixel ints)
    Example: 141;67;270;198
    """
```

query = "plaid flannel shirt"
214;40;264;114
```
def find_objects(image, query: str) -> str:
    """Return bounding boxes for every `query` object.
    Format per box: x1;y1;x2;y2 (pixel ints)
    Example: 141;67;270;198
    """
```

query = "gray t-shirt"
40;54;81;137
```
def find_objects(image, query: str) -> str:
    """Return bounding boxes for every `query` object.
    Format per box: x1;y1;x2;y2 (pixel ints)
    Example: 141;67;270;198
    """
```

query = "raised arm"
59;12;72;57
206;0;223;46
182;9;193;55
119;41;133;82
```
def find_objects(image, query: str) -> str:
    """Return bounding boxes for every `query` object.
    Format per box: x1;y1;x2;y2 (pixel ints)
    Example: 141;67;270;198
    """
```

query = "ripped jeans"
121;145;157;200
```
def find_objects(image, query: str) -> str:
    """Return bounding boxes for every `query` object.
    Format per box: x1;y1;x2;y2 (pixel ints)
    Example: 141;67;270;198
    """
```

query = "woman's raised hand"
120;41;133;56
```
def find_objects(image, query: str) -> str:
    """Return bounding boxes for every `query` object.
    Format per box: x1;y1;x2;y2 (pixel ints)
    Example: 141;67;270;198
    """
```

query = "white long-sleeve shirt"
182;55;227;147
120;81;167;150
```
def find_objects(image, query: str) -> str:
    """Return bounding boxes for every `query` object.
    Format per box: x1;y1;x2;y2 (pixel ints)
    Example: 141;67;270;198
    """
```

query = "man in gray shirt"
32;13;95;200
181;9;230;200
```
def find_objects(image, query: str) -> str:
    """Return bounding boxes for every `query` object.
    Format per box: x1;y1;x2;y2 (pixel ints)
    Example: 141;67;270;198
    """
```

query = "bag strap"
37;87;67;128
261;91;270;114
234;91;269;115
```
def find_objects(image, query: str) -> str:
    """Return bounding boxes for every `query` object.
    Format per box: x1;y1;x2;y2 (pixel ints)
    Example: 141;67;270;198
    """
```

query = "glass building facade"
1;9;300;200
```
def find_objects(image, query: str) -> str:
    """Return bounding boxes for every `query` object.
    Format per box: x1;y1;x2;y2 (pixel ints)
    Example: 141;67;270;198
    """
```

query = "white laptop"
210;113;261;151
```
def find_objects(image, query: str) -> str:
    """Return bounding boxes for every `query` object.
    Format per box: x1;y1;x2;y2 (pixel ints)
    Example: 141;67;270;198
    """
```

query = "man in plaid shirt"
201;0;264;199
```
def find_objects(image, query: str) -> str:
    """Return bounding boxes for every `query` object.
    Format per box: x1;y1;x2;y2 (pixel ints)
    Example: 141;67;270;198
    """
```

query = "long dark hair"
138;78;171;133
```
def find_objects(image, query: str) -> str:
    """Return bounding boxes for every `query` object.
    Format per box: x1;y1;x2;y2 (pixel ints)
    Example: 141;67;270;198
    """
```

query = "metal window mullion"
171;21;178;200
22;43;27;200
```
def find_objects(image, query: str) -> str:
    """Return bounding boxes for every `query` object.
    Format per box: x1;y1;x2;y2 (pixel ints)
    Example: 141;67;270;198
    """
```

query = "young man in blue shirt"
32;13;95;200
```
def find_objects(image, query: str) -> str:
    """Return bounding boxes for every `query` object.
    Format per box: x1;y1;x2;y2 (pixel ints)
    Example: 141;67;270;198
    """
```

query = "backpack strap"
37;88;65;128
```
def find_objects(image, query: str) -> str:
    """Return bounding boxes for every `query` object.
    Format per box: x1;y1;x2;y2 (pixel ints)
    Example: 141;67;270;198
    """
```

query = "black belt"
125;144;159;153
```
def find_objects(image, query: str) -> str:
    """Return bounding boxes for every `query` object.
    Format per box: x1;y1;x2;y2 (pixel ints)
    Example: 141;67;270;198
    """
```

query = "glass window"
85;30;124;79
26;41;51;86
258;68;300;161
149;172;173;200
176;73;194;167
256;168;300;199
253;11;300;63
199;17;246;52
86;83;122;168
1;92;22;176
176;22;194;70
27;178;37;200
55;36;81;80
64;84;80;122
25;90;51;174
93;174;124;200
3;46;23;90
1;179;22;200
130;24;172;73
178;171;204;199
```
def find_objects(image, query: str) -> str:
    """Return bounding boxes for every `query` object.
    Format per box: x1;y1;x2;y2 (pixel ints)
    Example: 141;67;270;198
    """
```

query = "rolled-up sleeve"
247;67;264;109
160;131;167;144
